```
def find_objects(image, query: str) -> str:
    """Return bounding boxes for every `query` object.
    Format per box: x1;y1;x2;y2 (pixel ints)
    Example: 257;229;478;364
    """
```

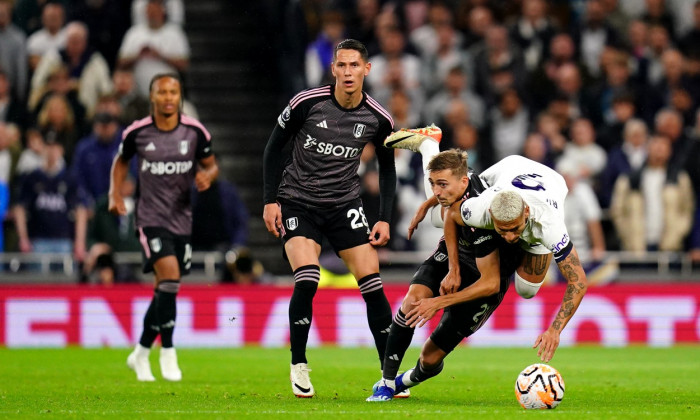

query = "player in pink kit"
109;73;218;381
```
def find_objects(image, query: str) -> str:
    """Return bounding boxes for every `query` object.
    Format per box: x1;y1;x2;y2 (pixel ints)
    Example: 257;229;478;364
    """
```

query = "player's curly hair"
426;149;469;178
334;39;369;62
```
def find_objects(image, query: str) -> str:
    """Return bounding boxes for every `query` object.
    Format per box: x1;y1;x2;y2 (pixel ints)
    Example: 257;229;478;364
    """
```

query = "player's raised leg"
385;124;442;201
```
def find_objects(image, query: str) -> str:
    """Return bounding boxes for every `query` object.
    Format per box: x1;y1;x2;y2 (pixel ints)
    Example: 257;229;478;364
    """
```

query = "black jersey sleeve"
119;130;137;161
194;127;213;160
472;228;498;258
376;144;396;223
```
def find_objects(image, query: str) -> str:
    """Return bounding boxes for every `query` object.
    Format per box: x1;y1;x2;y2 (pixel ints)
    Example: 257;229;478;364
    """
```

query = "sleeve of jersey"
545;220;573;262
375;119;396;222
119;130;137;161
195;127;213;159
262;102;305;204
460;195;493;229
472;229;498;258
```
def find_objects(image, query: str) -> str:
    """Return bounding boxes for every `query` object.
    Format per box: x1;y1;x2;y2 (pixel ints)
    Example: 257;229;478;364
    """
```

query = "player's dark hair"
149;72;182;94
334;39;369;62
427;149;469;178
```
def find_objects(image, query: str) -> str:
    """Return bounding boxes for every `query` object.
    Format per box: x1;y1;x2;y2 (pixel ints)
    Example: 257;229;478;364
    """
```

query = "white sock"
419;139;441;200
514;272;543;299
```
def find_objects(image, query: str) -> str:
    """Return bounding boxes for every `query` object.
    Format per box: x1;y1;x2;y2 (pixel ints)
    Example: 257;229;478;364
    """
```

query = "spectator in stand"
589;50;638;126
0;0;28;102
305;11;346;87
571;0;621;80
600;0;632;42
678;2;700;58
423;65;485;130
191;178;250;283
458;5;493;50
132;0;184;27
598;91;638;151
486;88;529;164
610;135;695;254
644;24;674;88
70;0;132;71
12;0;71;35
641;0;676;43
533;111;568;159
82;176;141;285
599;118;649;208
508;0;558;74
36;93;81;163
420;14;470;98
70;95;125;206
26;2;67;72
654;107;693;168
30;21;112;118
0;70;28;130
556;118;607;187
346;0;381;49
647;49;700;125
14;127;47;180
29;64;86;131
472;24;526;108
111;67;150;126
13;136;88;268
557;160;606;264
366;26;423;101
117;0;190;98
684;109;700;263
410;1;463;60
0;122;10;186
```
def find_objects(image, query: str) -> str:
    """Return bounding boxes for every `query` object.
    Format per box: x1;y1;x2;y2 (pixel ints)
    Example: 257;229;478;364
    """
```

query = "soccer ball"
514;363;565;409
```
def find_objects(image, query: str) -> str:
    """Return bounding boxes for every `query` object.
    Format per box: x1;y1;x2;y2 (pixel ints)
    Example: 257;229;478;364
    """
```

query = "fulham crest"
286;217;299;231
179;140;189;155
353;123;366;138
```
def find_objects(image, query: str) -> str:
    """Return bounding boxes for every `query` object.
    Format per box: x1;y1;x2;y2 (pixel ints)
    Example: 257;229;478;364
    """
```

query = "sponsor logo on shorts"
353;123;366;138
434;252;447;262
149;238;162;253
286;217;299;231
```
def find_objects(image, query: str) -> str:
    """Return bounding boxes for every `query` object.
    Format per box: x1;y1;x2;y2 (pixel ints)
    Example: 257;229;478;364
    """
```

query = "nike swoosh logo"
385;133;413;147
294;383;311;393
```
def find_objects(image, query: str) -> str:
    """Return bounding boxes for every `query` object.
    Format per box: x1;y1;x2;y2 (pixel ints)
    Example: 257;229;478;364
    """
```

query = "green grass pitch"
1;346;698;419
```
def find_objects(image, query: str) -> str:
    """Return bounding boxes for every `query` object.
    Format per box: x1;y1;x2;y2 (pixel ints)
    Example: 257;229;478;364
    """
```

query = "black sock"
409;359;444;384
358;273;392;368
382;310;415;380
156;280;179;348
139;292;159;348
289;265;319;365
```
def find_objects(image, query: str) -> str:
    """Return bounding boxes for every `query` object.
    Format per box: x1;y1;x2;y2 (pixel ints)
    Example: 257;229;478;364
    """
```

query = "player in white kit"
389;129;588;363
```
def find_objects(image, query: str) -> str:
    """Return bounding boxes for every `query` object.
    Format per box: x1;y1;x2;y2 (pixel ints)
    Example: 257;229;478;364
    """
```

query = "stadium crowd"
271;0;700;269
3;0;700;283
0;0;254;284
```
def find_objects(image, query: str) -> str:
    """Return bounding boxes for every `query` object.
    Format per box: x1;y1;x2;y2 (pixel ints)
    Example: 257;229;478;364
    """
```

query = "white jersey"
460;155;573;262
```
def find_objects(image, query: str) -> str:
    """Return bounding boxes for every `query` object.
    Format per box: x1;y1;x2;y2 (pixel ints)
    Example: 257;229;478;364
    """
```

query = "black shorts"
137;227;192;275
278;198;371;253
410;239;481;297
428;242;524;354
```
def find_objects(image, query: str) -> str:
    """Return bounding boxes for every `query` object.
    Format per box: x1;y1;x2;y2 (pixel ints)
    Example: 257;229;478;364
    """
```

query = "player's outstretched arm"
407;195;439;240
108;155;130;216
534;245;588;362
195;155;218;191
406;248;501;327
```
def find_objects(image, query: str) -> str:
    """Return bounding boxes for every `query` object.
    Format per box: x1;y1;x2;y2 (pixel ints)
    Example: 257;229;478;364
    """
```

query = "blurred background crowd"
1;0;700;285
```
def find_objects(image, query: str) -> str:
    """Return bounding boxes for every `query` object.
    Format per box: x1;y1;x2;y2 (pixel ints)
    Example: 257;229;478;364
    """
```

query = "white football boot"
126;344;156;382
290;363;315;398
159;347;182;382
383;124;442;152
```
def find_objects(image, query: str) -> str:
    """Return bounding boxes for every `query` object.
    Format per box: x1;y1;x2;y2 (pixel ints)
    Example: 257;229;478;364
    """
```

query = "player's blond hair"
490;190;524;222
426;149;469;178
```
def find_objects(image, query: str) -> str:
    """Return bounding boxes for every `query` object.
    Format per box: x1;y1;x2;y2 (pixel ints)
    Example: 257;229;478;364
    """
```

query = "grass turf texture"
1;346;698;419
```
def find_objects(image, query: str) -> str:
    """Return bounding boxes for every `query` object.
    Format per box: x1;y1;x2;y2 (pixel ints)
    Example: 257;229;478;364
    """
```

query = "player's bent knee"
514;272;542;299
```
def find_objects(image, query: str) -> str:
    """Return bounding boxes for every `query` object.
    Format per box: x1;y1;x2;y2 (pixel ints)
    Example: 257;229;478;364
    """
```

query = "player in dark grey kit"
109;73;218;382
263;39;397;398
366;149;523;401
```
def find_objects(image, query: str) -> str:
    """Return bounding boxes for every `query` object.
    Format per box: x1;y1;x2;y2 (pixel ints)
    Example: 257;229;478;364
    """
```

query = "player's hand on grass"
406;298;440;328
263;203;283;238
440;269;460;295
370;221;390;246
533;327;560;363
108;194;126;216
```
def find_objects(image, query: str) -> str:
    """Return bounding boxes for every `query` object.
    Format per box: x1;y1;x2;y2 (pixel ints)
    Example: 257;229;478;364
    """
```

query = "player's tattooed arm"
551;247;588;332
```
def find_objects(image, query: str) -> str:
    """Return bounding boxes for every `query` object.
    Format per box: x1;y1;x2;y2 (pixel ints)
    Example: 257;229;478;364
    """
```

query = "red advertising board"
1;284;698;347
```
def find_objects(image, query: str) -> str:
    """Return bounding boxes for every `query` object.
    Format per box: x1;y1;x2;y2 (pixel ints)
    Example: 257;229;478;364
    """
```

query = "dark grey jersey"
118;114;213;236
275;84;394;207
